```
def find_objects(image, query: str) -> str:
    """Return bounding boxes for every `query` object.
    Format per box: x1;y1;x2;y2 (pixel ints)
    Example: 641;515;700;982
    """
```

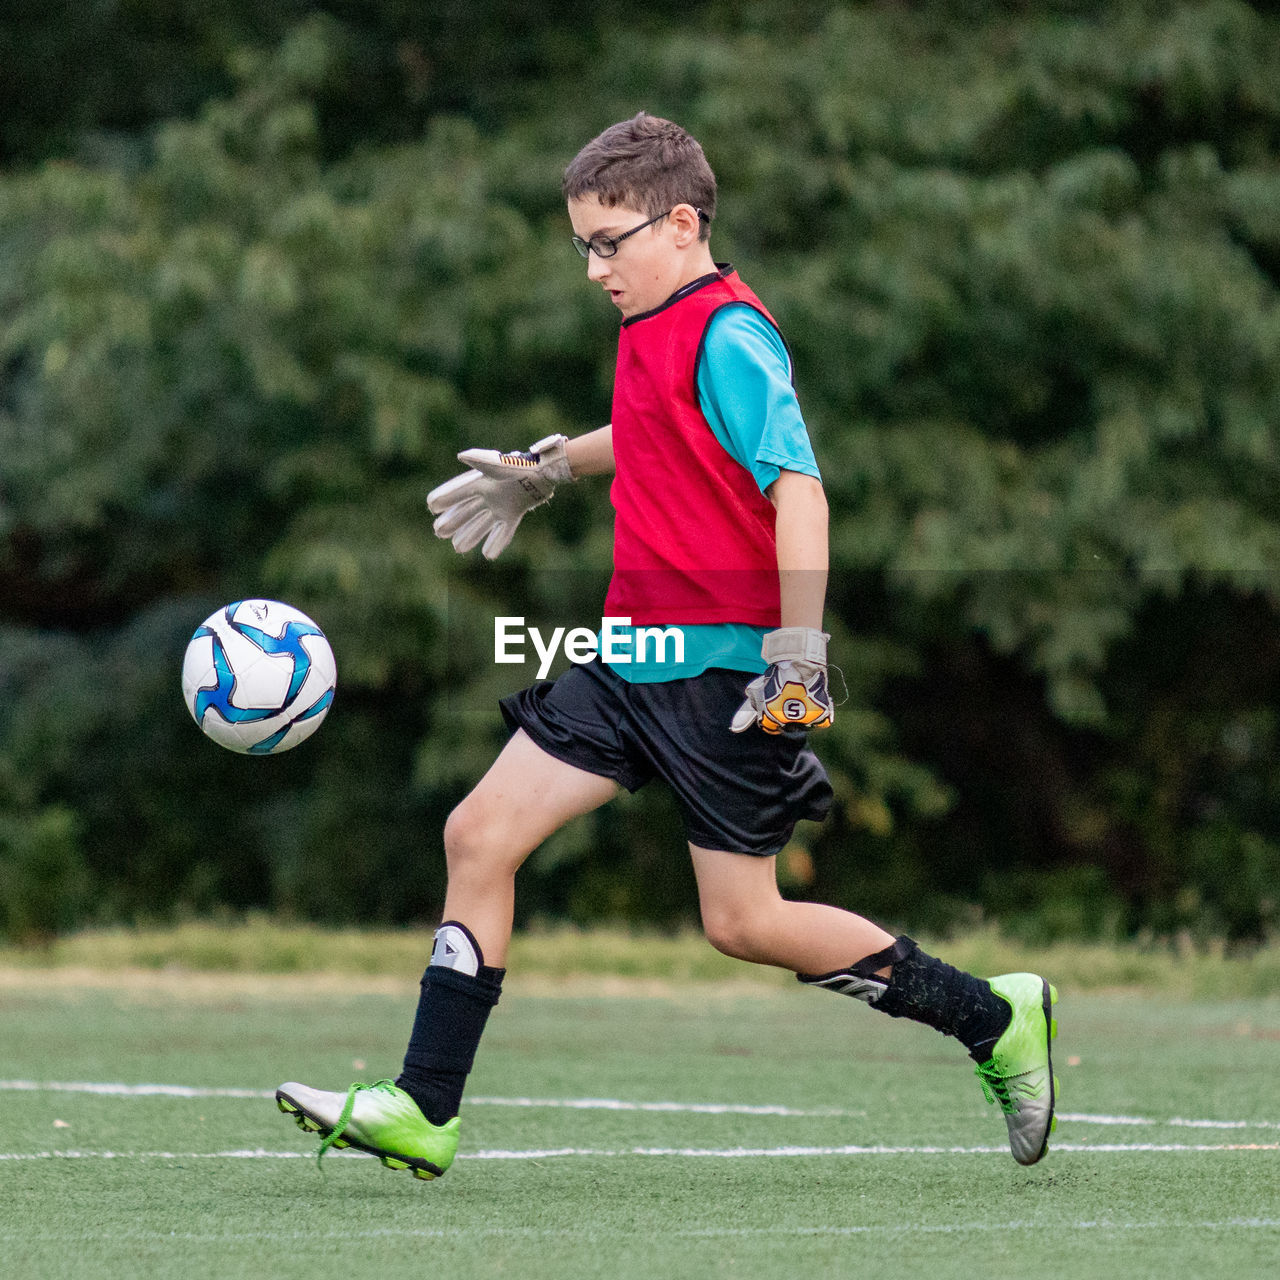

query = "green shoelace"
316;1078;399;1167
974;1060;1017;1115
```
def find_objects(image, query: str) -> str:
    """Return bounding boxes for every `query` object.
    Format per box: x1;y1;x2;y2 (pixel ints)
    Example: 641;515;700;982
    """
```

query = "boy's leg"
689;845;1008;1048
689;844;1057;1165
396;729;619;1120
689;842;897;972
438;729;621;966
277;731;619;1177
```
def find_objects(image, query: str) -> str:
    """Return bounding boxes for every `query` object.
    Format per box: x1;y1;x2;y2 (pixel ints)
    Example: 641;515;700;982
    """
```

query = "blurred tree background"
1;0;1277;945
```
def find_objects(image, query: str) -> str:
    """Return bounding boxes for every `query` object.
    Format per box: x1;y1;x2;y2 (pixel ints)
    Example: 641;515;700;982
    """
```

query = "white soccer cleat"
276;1078;459;1179
973;974;1059;1165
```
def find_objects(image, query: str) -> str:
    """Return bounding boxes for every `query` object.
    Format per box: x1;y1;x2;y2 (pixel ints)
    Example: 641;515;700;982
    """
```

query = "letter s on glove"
730;627;833;734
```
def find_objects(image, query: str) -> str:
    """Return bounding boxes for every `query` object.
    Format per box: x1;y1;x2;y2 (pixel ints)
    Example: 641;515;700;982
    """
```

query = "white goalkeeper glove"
427;434;574;559
730;627;833;734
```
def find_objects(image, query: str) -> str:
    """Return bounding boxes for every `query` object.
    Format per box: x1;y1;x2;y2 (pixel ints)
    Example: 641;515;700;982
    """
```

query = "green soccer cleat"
974;973;1058;1166
275;1078;459;1180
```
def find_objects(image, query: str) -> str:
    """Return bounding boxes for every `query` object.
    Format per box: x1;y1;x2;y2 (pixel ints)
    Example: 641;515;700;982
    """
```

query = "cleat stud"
381;1157;409;1170
277;1099;298;1115
331;1139;350;1150
412;1168;437;1181
1049;984;1059;1004
1051;1116;1058;1133
300;1119;321;1133
1050;1018;1058;1038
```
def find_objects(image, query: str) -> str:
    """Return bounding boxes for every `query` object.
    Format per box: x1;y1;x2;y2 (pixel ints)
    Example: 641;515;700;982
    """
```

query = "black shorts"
499;659;832;857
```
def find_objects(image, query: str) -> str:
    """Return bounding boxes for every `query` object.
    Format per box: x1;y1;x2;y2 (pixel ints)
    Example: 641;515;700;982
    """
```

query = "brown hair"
563;113;715;240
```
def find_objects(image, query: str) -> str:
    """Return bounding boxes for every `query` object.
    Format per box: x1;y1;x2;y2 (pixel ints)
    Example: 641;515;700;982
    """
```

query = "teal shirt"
608;303;821;684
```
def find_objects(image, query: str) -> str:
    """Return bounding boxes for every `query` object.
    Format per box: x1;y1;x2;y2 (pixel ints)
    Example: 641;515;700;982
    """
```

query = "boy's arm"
730;469;834;734
694;307;833;732
565;424;615;477
770;469;828;630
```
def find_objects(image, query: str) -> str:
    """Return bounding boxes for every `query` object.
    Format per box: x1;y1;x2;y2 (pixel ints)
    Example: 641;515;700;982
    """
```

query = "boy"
276;113;1057;1179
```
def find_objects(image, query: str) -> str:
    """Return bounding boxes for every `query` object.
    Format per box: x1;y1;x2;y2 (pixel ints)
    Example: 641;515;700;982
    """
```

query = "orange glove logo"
756;669;833;734
729;629;834;735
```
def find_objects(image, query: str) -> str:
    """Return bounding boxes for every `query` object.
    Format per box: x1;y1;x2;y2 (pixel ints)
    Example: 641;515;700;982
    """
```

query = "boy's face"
567;196;705;319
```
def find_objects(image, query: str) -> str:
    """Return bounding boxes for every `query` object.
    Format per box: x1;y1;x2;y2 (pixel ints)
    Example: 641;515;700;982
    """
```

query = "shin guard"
798;935;1012;1059
796;936;917;1005
396;921;505;1125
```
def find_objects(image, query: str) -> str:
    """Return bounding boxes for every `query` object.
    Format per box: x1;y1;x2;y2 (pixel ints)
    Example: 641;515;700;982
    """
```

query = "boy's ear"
670;203;705;247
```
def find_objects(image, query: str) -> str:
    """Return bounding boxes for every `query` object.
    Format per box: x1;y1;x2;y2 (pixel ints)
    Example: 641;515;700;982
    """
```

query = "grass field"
2;940;1278;1279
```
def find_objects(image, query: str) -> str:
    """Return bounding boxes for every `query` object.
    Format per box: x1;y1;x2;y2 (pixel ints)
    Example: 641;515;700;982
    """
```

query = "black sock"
799;936;1011;1062
871;937;1011;1061
395;922;505;1125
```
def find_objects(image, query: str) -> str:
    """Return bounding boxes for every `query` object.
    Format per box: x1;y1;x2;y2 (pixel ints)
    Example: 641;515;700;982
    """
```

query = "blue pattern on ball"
245;688;335;755
192;605;327;733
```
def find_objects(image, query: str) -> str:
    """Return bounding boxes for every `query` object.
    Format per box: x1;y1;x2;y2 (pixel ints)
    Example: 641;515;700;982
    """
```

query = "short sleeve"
695;303;821;495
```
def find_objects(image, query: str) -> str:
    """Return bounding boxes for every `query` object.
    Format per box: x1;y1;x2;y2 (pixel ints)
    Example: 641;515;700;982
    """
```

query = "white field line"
0;1080;270;1099
1;1219;1279;1244
2;1080;1277;1133
1;1141;1278;1162
466;1095;862;1117
0;1081;856;1116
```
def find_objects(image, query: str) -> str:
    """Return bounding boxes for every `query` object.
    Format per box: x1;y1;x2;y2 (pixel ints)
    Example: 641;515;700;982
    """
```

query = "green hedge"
1;4;1278;943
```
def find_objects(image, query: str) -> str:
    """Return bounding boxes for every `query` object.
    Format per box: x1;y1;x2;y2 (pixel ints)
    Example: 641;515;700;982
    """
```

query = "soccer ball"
182;599;337;754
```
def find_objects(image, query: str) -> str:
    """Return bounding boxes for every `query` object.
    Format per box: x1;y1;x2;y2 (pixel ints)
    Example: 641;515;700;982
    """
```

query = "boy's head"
564;113;718;317
563;113;717;231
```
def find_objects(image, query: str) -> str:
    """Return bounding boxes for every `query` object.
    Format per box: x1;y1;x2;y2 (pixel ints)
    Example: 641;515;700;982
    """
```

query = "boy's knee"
701;905;767;962
443;800;509;877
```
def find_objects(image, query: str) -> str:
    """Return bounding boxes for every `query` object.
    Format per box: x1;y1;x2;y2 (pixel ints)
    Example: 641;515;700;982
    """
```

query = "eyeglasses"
571;208;708;259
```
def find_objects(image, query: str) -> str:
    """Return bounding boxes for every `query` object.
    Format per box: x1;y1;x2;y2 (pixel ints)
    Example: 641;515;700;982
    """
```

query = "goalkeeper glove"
730;627;833;734
427;434;574;560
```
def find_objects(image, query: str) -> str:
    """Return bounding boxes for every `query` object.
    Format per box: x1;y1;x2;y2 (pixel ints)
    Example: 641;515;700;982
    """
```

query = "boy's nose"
586;253;610;284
